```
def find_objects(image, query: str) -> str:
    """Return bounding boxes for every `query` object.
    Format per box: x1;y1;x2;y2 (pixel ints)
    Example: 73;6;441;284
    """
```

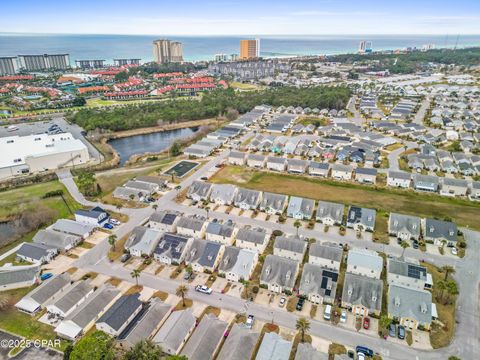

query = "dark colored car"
398;325;406;340
120;253;131;263
388;324;397;337
296;297;305;311
356;346;373;357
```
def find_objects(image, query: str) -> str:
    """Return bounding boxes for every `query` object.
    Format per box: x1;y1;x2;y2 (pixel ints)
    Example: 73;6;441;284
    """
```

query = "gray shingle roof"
16;242;55;261
206;222;235;237
388;170;411;180
49;219;95;237
28;273;71;305
236;227;268;245
388;285;432;325
299;263;338;301
295;343;328;360
260;192;288;212
261;255;298;289
389;213;421;238
177;216;206;232
153;309;196;351
274;236;307;254
216;323;260;360
0;265;40;287
256;332;292;360
97;294;142;331
188;181;212;199
424;218;457;242
342;273;383;312
388;259;427;281
316;201;344;223
309;243;343;262
51;280;92;314
32;229;80;250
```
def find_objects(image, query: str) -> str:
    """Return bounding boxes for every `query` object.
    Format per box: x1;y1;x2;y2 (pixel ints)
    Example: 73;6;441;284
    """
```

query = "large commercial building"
0;133;90;181
0;57;19;75
75;60;105;69
152;40;184;63
113;59;141;66
358;41;373;54
240;39;260;60
18;54;70;71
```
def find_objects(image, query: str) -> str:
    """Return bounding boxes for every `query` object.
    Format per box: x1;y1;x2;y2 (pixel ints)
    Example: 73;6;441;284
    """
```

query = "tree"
63;344;73;360
294;220;302;236
108;235;117;251
152;204;158;211
171;170;177;183
0;294;9;310
243;280;250;299
446;280;459;304
185;265;193;274
72;97;86;107
116;203;123;212
400;241;410;258
205;206;210;219
435;279;447;303
123;339;162;360
441;265;455;281
296;317;311;343
69;330;115;360
115;71;128;82
379;315;391;331
76;170;97;196
131;269;141;286
226;108;239;121
176;284;188;307
170;141;181;157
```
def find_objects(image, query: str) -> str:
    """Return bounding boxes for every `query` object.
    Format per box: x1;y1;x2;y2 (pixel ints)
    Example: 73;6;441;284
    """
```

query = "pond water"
108;127;198;165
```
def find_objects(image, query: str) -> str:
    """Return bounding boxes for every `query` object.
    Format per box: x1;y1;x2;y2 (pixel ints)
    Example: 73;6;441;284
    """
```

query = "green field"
210;166;480;230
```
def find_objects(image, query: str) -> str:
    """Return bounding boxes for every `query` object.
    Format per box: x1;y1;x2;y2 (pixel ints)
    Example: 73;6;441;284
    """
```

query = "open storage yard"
210;166;480;230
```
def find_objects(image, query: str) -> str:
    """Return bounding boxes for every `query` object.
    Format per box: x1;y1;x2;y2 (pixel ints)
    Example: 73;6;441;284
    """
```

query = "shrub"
252;286;259;294
283;289;292;296
259;284;268;289
272;229;283;237
42;189;64;198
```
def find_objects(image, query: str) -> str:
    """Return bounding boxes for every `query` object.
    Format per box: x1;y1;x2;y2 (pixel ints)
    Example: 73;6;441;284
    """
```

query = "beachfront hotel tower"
240;39;260;60
153;39;184;63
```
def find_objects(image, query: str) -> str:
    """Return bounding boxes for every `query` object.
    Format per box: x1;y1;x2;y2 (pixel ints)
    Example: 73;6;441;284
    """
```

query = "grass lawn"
421;262;457;349
297;116;329;127
210;166;480;230
229;81;262;91
0;286;70;351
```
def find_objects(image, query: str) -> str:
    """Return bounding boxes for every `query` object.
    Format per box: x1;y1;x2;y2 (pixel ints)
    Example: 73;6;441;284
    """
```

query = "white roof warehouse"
0;132;90;181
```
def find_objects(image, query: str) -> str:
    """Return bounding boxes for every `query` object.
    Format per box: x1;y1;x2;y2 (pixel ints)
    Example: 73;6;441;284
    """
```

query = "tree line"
69;86;351;131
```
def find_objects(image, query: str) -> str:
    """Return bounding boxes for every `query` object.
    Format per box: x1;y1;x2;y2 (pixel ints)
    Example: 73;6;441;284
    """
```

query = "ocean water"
1;33;479;64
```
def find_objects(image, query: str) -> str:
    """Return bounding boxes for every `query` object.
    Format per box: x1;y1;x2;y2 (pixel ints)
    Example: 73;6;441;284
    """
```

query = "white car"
279;297;286;307
246;314;254;329
451;247;458;256
357;353;365;360
340;310;347;323
195;285;212;294
109;219;121;226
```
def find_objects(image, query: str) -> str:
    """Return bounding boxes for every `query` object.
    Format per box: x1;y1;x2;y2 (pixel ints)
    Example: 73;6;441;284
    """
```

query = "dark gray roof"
206;222;235;237
389;213;421;238
154;233;190;261
186;239;222;268
309;243;343;262
309;162;330;170
424;218;457;242
342;273;383;312
17;242;55;261
177;216;206;231
346;206;376;228
388;170;411;180
388;259;427;281
0;265;40;287
388;285;432;325
442;177;468;187
217;323;260;360
188;181;212;198
299;263;338;300
29;273;71;304
149;210;181;225
356;167;377;176
153;309;196;351
261;255;298;288
295;343;328;360
97;294;142;331
236;227;268;245
52;280;92;314
218;246;240;272
274;236;307;254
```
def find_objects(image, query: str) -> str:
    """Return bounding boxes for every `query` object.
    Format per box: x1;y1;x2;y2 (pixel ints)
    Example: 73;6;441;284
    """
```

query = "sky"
2;0;480;36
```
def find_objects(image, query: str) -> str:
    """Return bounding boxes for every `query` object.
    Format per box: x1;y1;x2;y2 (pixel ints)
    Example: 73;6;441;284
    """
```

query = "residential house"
266;156;287;171
388;213;421;241
308;162;330;177
187;181;212;202
388;285;432;330
218;247;258;282
440;178;468;197
184;239;225;273
0;265;40;292
152;309;196;355
96;294;143;337
471;181;480;200
55;285;120;341
209;184;237;205
286;196;315;220
260;254;299;293
233;188;262;210
316;201;344;226
32;229;80;252
413;174;440;192
153;233;193;265
387;170;412;188
246;154;266;168
47;280;94;318
235;227;269;253
15;273;71;314
299;263;338;304
331;164;353;181
124;226;162;257
355;167;377;184
48;219;96;239
205;220;237;245
16;242;58;264
74;206;108;226
308;243;343;271
346;248;383;279
228;151;246;165
341;273;383;316
176;216;207;238
148;210;181;232
256;332;292;360
273;236;307;261
387;259;428;290
216;323;260;360
422;218;457;246
181;314;228;360
287;159;309;174
346;206;376;232
295;343;328;360
259;192;288;214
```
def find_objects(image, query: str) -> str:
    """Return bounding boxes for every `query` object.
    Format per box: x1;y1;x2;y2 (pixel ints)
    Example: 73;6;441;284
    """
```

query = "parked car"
451;247;458;256
412;240;419;249
340;310;347;323
355;346;373;357
397;325;405;340
184;271;192;280
356;353;366;360
200;176;208;181
324;304;332;320
296;297;305;311
245;314;254;329
109;219;121;226
363;317;370;330
120;253;131;263
103;223;114;230
195;285;212;294
388;324;397;337
40;273;53;281
279;297;286;307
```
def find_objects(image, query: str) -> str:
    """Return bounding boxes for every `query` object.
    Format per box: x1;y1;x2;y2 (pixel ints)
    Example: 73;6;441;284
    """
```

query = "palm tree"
152;204;158;211
176;284;188;307
205;206;210;219
296;317;311;343
0;294;9;310
294;220;302;236
243;280;250;299
379;315;391;331
400;241;410;258
116;203;123;212
108;235;117;251
171;170;177;183
446;280;459;304
435;279;447;303
441;265;455;281
130;269;141;286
